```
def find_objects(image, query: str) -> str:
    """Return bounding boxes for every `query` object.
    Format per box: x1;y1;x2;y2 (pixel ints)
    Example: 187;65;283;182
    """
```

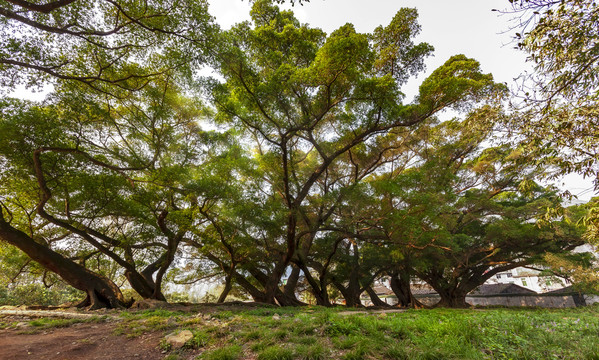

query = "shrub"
0;283;83;306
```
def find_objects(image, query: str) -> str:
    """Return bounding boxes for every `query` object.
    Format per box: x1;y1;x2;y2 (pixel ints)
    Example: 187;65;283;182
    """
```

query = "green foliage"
507;0;598;193
119;309;185;320
349;107;587;306
0;0;217;95
166;292;193;303
0;0;593;312
0;283;83;306
116;309;184;337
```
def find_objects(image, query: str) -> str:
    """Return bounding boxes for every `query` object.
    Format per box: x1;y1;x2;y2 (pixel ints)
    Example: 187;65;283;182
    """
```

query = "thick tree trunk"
247;266;306;306
232;270;305;305
389;272;424;308
275;289;306;306
124;270;165;300
0;215;126;309
298;262;330;306
365;286;390;307
345;246;363;307
263;260;286;304
153;212;181;301
217;273;233;303
283;264;301;300
263;211;298;304
138;255;167;300
232;272;270;303
332;279;362;307
435;289;469;308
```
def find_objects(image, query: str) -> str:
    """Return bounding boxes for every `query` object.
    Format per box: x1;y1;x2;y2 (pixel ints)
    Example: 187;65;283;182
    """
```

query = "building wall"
466;295;576;308
488;268;570;293
414;294;596;308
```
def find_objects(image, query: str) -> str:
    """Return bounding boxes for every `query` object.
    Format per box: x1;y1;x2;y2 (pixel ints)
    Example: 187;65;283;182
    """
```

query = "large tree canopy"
507;0;599;188
0;0;593;308
0;0;216;95
208;0;504;304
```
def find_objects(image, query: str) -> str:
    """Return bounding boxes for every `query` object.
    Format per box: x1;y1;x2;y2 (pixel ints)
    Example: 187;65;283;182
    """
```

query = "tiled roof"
470;283;537;296
372;286;394;296
410;284;437;295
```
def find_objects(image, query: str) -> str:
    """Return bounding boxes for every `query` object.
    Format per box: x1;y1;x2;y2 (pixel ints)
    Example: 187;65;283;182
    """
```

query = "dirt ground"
0;302;269;360
0;321;166;360
0;303;402;360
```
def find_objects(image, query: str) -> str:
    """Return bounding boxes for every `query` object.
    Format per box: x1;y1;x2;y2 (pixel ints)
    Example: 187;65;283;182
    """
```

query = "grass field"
110;305;599;360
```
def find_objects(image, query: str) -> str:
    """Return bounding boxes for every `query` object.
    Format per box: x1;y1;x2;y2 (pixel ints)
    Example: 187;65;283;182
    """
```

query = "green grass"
7;305;597;358
257;345;294;360
199;345;242;360
0;319;17;329
28;318;84;328
0;314;108;334
114;309;183;337
113;305;599;359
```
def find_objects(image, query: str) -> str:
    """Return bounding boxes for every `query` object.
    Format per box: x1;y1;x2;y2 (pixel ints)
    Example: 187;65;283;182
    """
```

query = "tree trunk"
365;286;390;307
389;271;424;308
232;272;270;303
275;289;306;306
218;273;233;303
283;264;301;300
124;270;165;300
332;279;362;307
344;245;362;307
138;255;167;300
298;262;330;306
0;215;126;309
263;211;298;304
435;289;469;308
247;266;306;306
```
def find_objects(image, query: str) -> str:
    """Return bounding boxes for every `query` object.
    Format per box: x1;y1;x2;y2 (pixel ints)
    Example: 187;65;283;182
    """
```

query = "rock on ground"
164;330;193;349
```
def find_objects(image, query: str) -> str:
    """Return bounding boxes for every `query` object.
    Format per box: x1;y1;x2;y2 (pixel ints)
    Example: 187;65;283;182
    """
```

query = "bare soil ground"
0;302;274;360
0;321;165;360
0;303;405;360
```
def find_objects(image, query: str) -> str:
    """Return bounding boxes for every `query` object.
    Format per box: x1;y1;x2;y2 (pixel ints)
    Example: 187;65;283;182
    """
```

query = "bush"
0;283;83;306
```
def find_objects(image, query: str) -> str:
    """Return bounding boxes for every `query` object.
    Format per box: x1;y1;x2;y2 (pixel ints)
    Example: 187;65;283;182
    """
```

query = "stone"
164;330;193;349
272;314;281;321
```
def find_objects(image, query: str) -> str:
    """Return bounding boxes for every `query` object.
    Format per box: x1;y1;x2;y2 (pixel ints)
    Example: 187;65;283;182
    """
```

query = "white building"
487;267;571;293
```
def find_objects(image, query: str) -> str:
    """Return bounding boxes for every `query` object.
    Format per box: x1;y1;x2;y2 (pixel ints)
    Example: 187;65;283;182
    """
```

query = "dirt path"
0;322;164;360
